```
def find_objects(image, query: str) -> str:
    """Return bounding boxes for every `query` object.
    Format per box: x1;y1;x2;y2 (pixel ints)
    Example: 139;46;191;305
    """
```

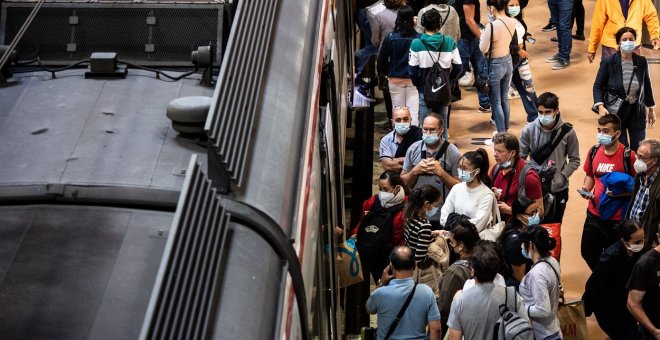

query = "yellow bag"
557;300;588;340
336;238;364;288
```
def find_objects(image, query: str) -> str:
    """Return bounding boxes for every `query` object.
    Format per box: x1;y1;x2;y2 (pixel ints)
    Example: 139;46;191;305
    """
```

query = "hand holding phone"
577;188;594;199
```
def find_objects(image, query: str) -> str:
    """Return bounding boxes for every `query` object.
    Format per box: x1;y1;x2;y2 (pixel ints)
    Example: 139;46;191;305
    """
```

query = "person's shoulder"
380;130;396;143
447;142;461;156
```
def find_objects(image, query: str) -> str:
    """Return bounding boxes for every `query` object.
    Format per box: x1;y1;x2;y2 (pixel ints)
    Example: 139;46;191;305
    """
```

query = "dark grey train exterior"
0;0;352;338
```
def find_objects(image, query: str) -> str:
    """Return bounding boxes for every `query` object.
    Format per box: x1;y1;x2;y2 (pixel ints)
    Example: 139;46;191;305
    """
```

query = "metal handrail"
0;0;46;75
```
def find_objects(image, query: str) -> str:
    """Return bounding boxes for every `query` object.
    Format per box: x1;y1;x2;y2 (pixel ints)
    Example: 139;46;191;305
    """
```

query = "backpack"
492;159;556;214
494;287;535;340
356;197;405;256
421;39;451;106
588;144;632;177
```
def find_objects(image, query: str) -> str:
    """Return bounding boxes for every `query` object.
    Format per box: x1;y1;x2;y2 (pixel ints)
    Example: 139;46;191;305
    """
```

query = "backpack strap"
439;7;450;30
517;163;533;201
434;140;450;161
384;283;418;340
537;259;564;292
531;122;573;165
421;38;444;67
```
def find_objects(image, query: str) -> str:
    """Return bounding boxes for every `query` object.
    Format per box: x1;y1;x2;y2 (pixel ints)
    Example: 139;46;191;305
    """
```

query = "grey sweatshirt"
416;5;461;43
519;114;581;193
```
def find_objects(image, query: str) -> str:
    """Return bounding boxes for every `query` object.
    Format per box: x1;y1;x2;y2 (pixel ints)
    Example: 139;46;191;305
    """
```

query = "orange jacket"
588;0;660;53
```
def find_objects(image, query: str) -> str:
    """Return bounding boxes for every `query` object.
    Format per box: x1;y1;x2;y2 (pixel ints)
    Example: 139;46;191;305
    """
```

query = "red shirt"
583;144;637;219
490;157;542;216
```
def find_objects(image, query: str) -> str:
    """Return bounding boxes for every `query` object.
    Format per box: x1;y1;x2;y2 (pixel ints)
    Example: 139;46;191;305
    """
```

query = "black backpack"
492;160;557;215
356;197;405;256
493;287;535;340
421;39;451;106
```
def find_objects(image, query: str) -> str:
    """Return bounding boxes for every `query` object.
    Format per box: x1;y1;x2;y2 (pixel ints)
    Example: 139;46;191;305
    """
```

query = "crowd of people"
350;0;660;338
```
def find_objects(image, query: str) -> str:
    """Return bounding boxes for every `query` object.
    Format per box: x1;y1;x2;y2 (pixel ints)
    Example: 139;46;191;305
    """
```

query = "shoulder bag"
604;64;636;115
383;283;418;340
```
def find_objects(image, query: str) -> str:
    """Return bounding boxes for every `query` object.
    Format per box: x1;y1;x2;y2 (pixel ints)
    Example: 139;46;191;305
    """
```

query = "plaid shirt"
630;167;660;222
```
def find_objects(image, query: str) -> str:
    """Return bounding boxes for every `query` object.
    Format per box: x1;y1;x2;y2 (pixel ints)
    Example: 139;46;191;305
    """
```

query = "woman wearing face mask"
583;220;645;340
403;184;442;265
352;171;409;283
519;225;562;340
479;0;518;133
497;198;539;288
440;149;495;233
437;218;480;339
593;26;656;152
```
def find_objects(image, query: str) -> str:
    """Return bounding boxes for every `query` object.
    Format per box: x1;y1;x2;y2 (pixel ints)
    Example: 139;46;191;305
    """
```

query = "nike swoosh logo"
431;84;446;92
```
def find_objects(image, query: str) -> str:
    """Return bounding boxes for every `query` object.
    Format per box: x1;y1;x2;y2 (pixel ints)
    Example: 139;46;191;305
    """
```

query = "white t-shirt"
440;181;494;232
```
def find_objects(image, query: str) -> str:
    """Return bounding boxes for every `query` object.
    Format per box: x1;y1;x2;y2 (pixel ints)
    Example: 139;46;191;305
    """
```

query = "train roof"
0;69;212;206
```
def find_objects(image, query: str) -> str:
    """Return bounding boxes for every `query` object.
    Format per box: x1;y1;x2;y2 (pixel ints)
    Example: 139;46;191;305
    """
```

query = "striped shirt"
404;216;434;264
630;168;660;222
621;60;640;103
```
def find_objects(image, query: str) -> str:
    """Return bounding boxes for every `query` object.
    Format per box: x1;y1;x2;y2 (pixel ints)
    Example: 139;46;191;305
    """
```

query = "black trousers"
581;212;619;270
595;311;640;340
571;0;585;35
542;188;569;224
360;250;389;284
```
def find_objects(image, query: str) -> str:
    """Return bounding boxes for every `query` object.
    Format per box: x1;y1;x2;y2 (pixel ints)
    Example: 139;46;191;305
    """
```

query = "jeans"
357;8;372;49
458;38;490;107
581;212;619;270
355;45;378;79
418;91;450;139
511;59;538;122
487;55;513;132
388;81;420;126
549;0;574;61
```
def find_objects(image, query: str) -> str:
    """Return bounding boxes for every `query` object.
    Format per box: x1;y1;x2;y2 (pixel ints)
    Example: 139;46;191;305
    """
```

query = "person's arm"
587;0;607;60
409;44;423;89
440;187;456;227
628;289;660;337
401;163;425;190
428;320;442;340
479;22;491;54
376;35;389;75
643;0;660;49
562;131;581;179
447;328;463;340
381;157;404;172
449;44;463;81
593;57;611;116
519;128;531;159
642;60;657;126
525;271;555;319
426;158;459;189
471;191;495;232
463;4;481;38
365;290;379;314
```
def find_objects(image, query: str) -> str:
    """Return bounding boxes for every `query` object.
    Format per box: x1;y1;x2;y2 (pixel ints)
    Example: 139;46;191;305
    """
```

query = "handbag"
557;300;588;340
474;23;493;96
336;238;364;288
604;64;636;115
480;192;505;241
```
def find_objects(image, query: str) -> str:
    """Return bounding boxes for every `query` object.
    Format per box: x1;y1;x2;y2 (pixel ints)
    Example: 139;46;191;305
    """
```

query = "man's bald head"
390;245;415;270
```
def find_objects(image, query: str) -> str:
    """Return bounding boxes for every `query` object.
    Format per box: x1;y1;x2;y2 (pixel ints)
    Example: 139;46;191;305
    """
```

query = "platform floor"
367;0;660;338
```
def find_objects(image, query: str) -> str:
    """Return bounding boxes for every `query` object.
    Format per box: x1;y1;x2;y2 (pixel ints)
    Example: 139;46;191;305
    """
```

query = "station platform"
360;0;660;338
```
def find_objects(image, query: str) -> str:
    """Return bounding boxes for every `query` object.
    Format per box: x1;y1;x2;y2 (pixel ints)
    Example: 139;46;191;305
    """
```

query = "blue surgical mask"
423;133;439;145
394;122;411;135
507;6;521;17
621;40;635;53
538;114;555;126
427;206;439;218
501;155;514;168
597;132;615;146
527;212;541;226
458;169;477;182
521;244;532;259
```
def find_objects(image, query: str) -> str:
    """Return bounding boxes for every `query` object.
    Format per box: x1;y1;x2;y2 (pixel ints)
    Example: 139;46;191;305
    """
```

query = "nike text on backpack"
356;197;405;256
494;286;535;340
421;39;451;106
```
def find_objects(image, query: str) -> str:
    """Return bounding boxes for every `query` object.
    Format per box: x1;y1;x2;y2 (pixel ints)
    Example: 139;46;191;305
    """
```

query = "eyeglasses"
393;106;409;110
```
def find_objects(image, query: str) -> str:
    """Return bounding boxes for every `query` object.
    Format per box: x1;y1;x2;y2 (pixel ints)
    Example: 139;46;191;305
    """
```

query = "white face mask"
634;159;651;173
378;191;395;205
626;242;644;253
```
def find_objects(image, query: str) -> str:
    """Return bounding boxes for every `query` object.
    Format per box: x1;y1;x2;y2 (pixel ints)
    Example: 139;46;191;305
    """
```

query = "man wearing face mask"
380;107;423;173
626;232;660;340
402;113;461;228
580;114;637;270
627;138;660;250
490;132;544;222
520;92;581;224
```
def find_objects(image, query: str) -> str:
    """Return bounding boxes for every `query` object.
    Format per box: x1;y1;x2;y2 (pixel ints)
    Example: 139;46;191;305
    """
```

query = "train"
0;0;355;338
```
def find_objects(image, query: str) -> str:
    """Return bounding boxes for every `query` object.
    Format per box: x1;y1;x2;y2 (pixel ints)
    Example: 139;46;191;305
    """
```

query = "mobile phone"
526;36;536;44
577;189;593;198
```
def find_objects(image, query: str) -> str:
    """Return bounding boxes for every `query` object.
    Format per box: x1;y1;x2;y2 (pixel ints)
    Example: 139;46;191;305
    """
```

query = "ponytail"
404;185;441;221
520;225;555;258
461;148;492;187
